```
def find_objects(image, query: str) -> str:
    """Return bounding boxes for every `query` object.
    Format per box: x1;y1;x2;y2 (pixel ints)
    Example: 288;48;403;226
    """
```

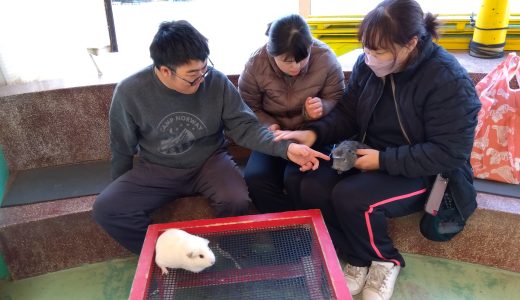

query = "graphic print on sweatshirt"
157;112;208;155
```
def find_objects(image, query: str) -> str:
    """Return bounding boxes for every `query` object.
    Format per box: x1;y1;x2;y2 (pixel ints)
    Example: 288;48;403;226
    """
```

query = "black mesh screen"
147;224;334;299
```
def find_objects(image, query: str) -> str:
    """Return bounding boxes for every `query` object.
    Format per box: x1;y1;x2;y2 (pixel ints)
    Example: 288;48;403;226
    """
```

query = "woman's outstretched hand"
273;130;317;147
287;143;330;171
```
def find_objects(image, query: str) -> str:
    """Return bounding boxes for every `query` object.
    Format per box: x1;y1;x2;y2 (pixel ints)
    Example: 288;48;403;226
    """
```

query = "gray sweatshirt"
109;66;290;179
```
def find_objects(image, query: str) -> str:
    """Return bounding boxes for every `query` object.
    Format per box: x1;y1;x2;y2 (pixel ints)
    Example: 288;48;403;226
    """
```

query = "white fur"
155;229;215;275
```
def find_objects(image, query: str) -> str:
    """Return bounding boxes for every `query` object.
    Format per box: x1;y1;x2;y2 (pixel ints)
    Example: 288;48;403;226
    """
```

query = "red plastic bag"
471;53;520;184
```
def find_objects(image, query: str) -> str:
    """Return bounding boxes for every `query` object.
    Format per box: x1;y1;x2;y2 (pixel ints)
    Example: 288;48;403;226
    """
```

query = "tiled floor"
1;253;519;300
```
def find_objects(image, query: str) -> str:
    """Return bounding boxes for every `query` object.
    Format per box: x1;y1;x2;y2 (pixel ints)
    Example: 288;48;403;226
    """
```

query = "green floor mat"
1;254;519;300
1;160;111;207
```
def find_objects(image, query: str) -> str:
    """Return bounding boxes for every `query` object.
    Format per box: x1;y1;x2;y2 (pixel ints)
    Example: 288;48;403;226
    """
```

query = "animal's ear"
203;238;209;245
187;251;195;259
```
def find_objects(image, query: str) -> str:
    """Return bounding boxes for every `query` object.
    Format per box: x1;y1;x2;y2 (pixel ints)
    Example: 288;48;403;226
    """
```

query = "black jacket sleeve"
305;55;364;146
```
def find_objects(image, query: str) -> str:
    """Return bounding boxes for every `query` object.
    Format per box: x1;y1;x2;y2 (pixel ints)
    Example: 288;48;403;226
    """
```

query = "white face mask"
364;54;398;77
364;44;413;77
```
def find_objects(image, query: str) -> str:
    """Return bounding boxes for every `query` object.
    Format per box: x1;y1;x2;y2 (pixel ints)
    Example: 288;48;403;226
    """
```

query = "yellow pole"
470;0;510;58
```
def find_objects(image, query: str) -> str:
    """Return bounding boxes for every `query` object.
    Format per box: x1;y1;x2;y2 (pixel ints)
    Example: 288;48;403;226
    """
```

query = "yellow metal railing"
307;14;520;56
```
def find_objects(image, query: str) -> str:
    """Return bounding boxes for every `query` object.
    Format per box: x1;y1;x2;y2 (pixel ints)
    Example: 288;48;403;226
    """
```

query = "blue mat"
1;161;517;207
473;178;520;199
1;160;112;207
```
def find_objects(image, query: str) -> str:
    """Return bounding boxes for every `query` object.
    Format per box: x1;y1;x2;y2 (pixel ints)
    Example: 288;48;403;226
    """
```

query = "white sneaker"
343;263;368;296
362;261;400;300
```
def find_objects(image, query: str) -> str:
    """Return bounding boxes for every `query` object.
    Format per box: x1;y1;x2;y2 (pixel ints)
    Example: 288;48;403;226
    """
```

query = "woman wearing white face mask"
274;1;481;299
363;40;417;78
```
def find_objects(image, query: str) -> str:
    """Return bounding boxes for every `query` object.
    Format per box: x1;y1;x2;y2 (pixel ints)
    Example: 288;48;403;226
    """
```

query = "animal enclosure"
129;209;350;300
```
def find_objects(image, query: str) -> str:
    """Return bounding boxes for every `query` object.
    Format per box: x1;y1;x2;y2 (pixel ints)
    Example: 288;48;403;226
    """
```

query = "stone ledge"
0;195;216;280
1;190;518;280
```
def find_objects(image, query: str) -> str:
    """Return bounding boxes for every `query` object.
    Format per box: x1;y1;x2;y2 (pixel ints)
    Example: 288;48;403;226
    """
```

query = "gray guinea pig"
331;140;370;174
155;228;216;275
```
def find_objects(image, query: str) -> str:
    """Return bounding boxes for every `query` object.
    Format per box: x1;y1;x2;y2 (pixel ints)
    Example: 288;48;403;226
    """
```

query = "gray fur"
331;140;370;174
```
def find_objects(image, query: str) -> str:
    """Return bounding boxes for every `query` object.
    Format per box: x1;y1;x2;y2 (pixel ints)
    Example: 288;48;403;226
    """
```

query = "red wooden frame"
129;209;351;300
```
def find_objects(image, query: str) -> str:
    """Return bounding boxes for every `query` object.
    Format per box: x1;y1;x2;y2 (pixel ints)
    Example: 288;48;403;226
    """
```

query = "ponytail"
424;12;440;40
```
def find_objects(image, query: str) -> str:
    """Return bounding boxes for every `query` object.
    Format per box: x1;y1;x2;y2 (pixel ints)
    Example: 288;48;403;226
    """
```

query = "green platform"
0;254;519;300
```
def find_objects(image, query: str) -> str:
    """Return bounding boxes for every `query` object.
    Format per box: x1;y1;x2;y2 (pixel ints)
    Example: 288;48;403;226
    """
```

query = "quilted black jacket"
308;34;482;219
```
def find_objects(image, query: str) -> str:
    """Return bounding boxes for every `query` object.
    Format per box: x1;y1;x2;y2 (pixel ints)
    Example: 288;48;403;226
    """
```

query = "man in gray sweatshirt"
92;20;329;254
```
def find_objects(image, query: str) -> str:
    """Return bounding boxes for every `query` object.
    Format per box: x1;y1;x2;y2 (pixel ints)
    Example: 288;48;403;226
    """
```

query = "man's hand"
287;143;330;171
267;124;281;132
354;149;380;170
305;97;323;120
273;130;317;147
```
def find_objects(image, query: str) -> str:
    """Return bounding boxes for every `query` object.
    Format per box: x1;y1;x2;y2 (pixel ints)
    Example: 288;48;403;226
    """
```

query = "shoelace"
365;264;391;292
344;264;366;278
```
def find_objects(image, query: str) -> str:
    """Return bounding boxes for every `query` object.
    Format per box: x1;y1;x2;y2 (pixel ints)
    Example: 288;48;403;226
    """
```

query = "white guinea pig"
155;228;216;275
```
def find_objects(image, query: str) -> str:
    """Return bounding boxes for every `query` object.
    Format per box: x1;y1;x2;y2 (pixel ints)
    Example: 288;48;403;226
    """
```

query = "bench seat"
1;72;519;280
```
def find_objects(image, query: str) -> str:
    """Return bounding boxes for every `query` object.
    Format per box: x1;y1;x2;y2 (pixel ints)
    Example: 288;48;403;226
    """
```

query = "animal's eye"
199;254;204;259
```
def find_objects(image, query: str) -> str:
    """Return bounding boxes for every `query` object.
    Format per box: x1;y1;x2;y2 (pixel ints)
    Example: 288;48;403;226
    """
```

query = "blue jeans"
243;150;303;213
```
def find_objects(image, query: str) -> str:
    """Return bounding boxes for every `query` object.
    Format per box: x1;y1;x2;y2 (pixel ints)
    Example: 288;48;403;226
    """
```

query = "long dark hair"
266;14;313;62
358;0;439;55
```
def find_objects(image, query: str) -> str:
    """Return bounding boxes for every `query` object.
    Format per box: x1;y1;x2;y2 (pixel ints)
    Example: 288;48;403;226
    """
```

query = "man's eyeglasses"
167;58;214;86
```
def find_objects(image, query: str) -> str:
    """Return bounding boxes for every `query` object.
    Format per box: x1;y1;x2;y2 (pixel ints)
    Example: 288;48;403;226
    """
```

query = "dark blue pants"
299;160;428;267
93;149;250;254
243;150;303;213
